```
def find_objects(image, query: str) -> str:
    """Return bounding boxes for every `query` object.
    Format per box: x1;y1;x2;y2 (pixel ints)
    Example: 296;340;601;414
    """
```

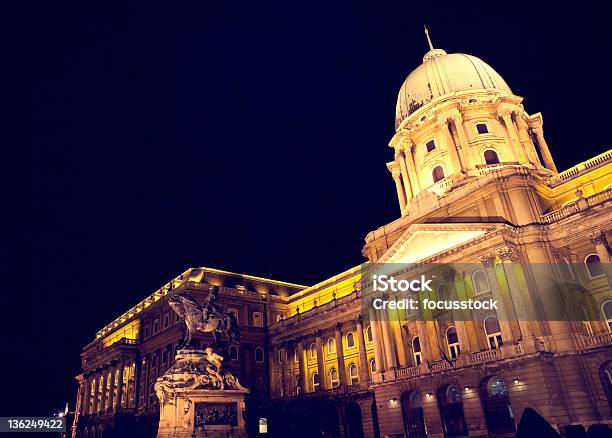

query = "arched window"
401;391;426;438
473;270;491;294
438;384;468;436
228;308;239;324
278;349;283;364
309;343;317;359
369;357;376;373
329;368;339;388
432;166;445;183
412;336;422;366
327;338;336;354
480;376;516;433
561;256;575;280
312;372;320;390
484;149;500;165
348;364;359;385
484;315;503;349
446;327;460;359
437;283;450;300
229;345;239;361
585;254;605;278
161;350;168;366
346;332;356;349
201;342;209;350
366;326;373;343
254;347;264;363
602;300;612;332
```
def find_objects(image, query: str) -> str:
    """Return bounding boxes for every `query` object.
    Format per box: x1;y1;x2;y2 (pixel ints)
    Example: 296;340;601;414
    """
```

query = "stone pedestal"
155;349;249;438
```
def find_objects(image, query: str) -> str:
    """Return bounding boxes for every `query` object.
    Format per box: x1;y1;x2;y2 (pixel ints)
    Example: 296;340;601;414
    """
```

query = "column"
92;371;100;413
392;172;407;212
481;255;515;344
297;338;306;394
268;346;278;396
279;344;287;397
379;312;398;369
398;152;413;201
516;116;542;167
284;342;294;396
115;361;125;412
107;364;116;413
591;232;612;263
81;377;90;416
101;370;109;413
403;143;421;192
368;308;385;373
355;316;370;382
315;330;325;391
439;120;462;174
501;111;526;163
415;320;431;364
498;248;534;340
451;113;470;168
334;323;347;387
532;126;558;172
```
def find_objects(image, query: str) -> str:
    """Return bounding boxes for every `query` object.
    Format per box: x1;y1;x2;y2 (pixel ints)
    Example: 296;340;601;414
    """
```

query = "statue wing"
179;296;200;315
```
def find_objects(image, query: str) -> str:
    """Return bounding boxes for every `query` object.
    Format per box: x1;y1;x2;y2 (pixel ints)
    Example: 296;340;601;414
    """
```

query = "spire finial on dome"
424;25;434;50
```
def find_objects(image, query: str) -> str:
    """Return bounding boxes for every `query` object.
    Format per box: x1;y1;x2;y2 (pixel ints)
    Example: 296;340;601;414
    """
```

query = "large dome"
395;49;512;129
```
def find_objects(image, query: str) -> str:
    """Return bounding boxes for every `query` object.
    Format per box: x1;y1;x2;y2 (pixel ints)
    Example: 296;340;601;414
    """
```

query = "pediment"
378;223;501;264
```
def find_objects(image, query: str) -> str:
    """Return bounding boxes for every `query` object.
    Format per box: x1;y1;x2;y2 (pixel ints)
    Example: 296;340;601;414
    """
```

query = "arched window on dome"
484;149;500;165
432;166;445;183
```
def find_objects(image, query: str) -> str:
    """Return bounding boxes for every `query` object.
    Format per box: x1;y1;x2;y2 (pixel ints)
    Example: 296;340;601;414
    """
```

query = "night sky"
23;1;610;417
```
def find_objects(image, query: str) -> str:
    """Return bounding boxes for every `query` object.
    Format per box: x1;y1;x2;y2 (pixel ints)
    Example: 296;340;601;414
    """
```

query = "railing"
539;188;612;223
475;162;523;176
583;331;612;348
83;337;139;362
428;178;454;196
430;360;455;372
471;349;503;364
395;365;421;379
547;149;612;186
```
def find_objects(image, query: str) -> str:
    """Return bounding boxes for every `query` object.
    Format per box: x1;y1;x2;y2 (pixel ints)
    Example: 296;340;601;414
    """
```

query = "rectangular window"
253;312;264;327
476;123;489;134
425;139;436;152
163;314;170;328
144;325;150;339
153;319;159;334
228;308;239;324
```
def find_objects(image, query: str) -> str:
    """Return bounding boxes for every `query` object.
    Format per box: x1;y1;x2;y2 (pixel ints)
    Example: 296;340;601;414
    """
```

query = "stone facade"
73;41;612;438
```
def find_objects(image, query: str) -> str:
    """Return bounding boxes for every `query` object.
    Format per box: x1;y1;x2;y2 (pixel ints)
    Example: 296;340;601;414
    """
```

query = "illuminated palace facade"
74;43;612;438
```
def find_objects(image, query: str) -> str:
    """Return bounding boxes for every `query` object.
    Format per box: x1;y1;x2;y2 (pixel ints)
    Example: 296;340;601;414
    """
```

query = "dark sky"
23;1;610;417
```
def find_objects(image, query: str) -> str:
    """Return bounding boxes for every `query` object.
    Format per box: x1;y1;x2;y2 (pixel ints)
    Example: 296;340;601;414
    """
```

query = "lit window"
253;312;264;327
426;139;436;152
412;336;422;366
346;332;356;349
309;344;317;359
229;345;239;361
446;327;460;359
348;364;359;385
255;347;264;363
484;315;503;350
327;338;336;354
484;149;500;165
366;326;373;343
228;308;239;324
476;123;489;134
294;348;298;363
312;372;320;390
329;368;339;388
432;166;445;183
472;270;491;294
585;254;605;278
